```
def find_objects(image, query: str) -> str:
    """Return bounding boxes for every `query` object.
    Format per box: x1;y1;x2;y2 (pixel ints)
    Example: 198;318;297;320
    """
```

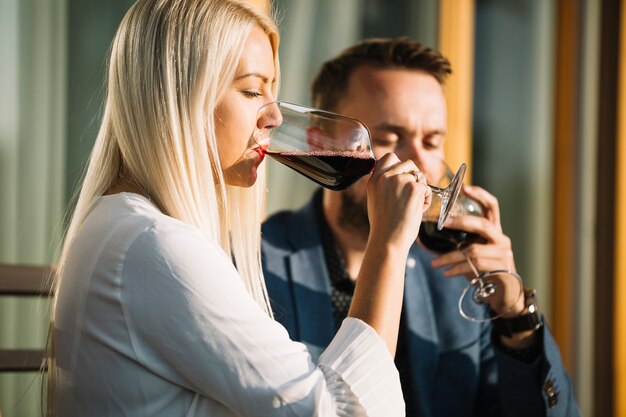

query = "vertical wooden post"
594;0;620;414
551;0;581;374
614;2;626;415
438;0;475;178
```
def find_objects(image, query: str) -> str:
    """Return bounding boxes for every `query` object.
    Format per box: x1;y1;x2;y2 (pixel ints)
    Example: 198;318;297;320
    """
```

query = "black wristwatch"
492;288;543;338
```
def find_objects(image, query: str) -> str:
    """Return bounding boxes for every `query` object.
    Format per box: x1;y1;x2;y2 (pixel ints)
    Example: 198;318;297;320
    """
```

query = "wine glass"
418;162;486;252
255;101;465;230
417;162;524;322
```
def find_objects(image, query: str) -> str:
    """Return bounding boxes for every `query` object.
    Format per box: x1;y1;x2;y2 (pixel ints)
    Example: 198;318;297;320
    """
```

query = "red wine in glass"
265;150;376;191
415;160;487;252
418;221;486;253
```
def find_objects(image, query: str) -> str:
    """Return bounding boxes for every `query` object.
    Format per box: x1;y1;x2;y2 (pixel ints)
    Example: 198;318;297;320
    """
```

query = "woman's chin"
224;161;259;187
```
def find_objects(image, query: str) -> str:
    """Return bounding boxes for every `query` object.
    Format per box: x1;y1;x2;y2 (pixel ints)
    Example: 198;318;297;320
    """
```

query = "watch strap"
492;289;543;338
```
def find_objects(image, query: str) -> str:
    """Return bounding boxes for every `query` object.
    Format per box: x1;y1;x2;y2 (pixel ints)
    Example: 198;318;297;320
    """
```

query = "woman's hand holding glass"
350;153;431;354
367;153;432;251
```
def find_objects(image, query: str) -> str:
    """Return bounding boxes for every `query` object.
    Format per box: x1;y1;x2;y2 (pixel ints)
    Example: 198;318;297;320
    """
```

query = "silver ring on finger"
406;170;422;182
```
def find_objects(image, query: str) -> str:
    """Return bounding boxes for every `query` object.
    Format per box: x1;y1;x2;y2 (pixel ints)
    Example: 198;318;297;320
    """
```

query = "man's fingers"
462;185;501;226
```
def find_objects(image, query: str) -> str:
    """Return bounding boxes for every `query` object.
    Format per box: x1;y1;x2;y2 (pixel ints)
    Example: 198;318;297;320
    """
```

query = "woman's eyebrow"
234;72;273;83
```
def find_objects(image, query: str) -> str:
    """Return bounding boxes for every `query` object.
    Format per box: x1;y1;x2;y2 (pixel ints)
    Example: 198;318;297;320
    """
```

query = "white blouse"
54;193;405;417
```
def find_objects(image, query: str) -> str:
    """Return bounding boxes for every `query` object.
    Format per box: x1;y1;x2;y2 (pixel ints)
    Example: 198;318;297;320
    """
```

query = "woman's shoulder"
96;192;230;271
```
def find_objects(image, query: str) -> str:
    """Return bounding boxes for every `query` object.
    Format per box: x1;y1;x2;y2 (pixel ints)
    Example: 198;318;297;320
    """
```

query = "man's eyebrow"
374;123;405;132
373;123;411;136
234;72;276;84
374;123;446;136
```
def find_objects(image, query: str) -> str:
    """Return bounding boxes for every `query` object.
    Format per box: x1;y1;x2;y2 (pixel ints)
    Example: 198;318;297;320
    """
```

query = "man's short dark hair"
311;37;452;111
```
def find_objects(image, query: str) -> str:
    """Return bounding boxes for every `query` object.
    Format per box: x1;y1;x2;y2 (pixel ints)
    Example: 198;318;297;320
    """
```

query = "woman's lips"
252;142;269;162
253;146;266;161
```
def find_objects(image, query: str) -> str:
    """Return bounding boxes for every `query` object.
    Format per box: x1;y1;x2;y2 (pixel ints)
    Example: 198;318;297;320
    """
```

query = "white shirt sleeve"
119;221;405;417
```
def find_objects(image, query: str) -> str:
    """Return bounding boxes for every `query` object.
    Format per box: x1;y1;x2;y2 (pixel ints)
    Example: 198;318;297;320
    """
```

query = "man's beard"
338;189;370;241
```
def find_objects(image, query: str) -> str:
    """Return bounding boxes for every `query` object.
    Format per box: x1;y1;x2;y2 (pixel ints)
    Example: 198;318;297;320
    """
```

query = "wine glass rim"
262;100;371;134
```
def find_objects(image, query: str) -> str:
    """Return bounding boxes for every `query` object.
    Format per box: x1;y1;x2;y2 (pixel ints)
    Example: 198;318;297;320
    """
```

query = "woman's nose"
257;101;283;130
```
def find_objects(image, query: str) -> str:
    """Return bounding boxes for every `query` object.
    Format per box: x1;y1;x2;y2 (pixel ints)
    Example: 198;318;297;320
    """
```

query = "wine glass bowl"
418;162;485;253
255;101;466;229
256;101;376;191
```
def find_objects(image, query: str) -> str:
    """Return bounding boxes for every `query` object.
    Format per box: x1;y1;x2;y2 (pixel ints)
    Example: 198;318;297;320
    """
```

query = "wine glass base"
458;270;524;322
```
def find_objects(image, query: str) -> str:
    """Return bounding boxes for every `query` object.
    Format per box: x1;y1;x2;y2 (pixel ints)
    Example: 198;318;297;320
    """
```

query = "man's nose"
400;138;426;170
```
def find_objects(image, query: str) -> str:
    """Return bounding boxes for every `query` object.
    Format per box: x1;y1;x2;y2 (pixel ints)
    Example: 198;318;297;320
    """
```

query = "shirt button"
543;378;558;408
407;257;416;269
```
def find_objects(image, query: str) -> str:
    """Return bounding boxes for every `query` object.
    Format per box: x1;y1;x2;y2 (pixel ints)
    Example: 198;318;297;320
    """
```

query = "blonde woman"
50;0;431;415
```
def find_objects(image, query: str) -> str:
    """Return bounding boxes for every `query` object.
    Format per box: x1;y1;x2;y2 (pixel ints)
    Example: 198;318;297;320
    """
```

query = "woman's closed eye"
241;90;263;98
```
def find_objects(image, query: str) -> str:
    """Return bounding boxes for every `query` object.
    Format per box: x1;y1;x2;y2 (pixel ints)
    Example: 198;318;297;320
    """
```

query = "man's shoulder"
262;191;321;251
262;206;321;255
263;209;296;233
262;209;298;248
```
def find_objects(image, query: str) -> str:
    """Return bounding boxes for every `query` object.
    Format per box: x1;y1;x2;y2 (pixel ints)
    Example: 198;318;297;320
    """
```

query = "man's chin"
338;191;370;239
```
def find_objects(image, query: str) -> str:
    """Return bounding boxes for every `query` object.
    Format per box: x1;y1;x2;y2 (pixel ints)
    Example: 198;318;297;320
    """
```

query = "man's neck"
322;190;368;281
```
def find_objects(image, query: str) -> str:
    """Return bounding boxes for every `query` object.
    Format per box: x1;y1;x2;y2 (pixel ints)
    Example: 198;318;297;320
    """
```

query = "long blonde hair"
59;0;279;313
47;0;278;412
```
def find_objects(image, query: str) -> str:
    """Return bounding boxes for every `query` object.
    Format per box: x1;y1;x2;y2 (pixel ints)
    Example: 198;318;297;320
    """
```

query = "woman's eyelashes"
241;90;262;98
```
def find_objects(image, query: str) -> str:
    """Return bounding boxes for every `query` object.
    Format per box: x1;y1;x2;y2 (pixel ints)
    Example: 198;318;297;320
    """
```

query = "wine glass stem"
462;251;491;302
429;185;445;194
429;186;450;208
464;254;481;279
